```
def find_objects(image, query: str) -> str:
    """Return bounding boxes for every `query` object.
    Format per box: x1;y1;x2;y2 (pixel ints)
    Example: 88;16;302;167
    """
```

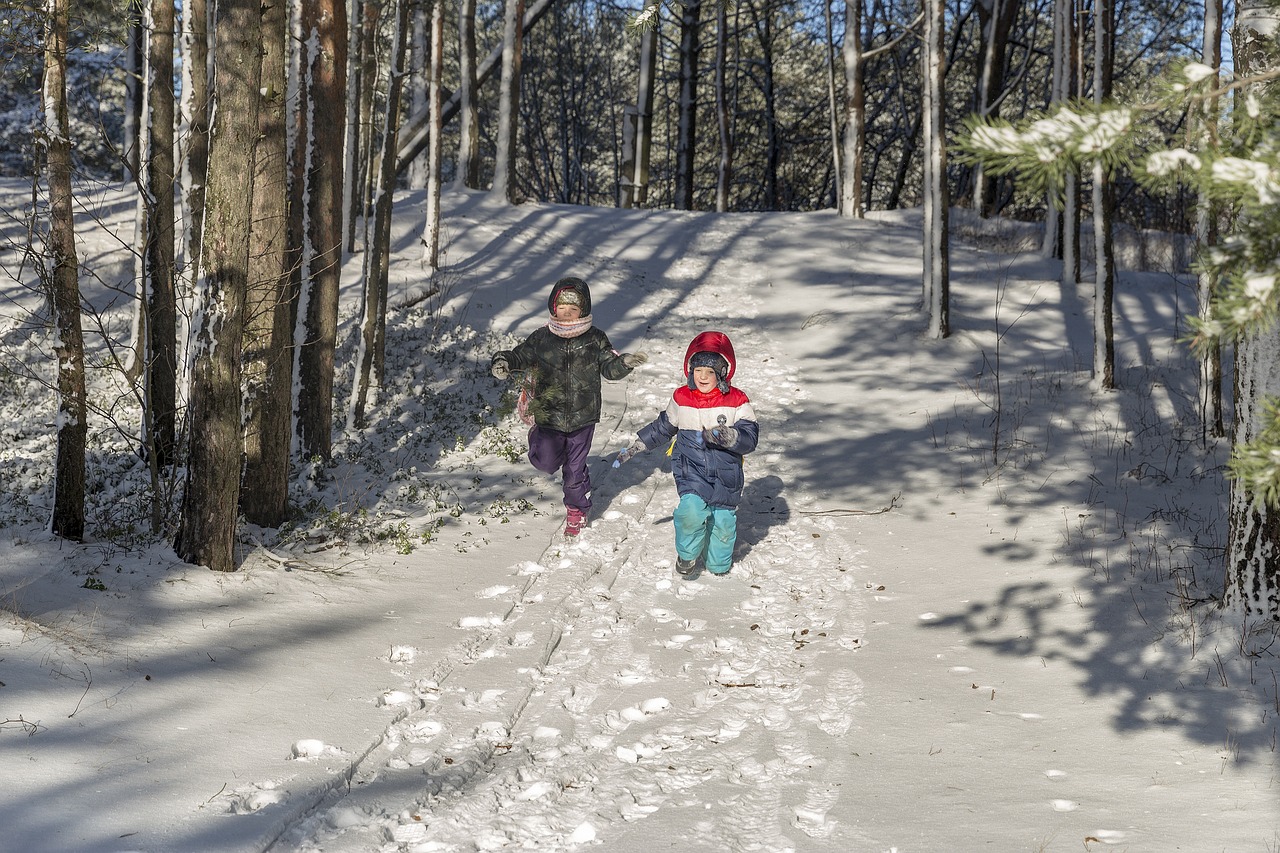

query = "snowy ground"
1;181;1277;852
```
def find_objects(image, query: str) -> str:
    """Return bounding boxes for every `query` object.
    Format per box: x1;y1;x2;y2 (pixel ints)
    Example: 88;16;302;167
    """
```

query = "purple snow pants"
528;424;595;513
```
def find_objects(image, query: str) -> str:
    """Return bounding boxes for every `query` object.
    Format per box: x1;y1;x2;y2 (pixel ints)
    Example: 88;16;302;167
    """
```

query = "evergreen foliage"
959;50;1280;506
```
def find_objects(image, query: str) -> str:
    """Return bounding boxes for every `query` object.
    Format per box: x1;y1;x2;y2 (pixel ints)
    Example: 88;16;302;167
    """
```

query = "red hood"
683;331;736;382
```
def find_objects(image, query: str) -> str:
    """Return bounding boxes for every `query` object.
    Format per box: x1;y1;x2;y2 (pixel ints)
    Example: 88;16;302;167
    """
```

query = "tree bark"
1197;0;1225;439
242;0;294;527
715;0;733;212
491;0;526;202
922;0;949;339
350;0;410;427
1091;0;1115;390
145;0;177;466
455;0;481;189
176;0;262;572
839;0;866;218
1226;0;1280;619
295;0;348;462
674;0;701;210
180;0;210;289
43;0;87;541
422;0;445;270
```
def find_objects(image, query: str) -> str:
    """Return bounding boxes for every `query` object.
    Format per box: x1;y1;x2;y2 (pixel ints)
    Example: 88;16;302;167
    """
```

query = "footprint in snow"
816;668;864;737
793;784;841;838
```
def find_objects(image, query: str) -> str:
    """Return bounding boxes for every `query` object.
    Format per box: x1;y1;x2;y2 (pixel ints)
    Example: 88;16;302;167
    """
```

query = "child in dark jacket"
614;330;758;575
491;277;647;536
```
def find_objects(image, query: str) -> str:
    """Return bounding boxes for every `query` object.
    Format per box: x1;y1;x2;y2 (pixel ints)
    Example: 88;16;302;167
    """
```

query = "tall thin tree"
242;0;295;527
295;0;349;462
1196;0;1225;438
144;0;177;466
176;0;263;572
455;0;482;189
351;0;411;427
492;0;527;202
1090;0;1115;390
42;0;87;541
674;0;702;210
422;0;446;270
922;0;949;338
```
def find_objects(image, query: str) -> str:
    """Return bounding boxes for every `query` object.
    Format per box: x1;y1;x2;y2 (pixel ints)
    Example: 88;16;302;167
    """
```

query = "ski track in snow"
261;249;871;852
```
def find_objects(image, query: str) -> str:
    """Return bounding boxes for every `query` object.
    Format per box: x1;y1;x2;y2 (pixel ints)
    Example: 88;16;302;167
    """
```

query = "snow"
1;180;1278;852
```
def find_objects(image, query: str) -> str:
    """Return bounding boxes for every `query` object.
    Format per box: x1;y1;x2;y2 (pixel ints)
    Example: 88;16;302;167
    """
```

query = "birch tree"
1197;0;1225;438
42;0;87;541
176;0;262;572
1090;0;1115;390
922;0;949;338
421;0;445;271
492;0;526;202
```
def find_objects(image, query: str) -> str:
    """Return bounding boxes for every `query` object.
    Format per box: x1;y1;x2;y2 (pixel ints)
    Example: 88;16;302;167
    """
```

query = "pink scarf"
548;315;593;339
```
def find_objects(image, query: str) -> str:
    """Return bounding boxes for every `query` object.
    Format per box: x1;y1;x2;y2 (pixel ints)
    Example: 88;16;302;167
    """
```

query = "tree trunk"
242;0;294;527
970;0;1020;216
295;0;348;462
922;0;949;338
422;0;445;270
839;0;865;218
406;0;429;190
1197;0;1225;439
180;0;210;290
674;0;701;210
1091;0;1115;390
123;3;144;180
350;0;410;427
1042;0;1071;260
455;0;481;189
1226;0;1280;619
491;0;526;202
43;0;87;541
176;0;262;572
715;0;733;212
145;0;177;466
620;23;658;208
395;0;556;176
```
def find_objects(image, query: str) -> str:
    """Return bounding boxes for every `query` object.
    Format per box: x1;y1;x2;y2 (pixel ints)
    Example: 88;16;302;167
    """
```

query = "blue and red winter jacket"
637;332;758;508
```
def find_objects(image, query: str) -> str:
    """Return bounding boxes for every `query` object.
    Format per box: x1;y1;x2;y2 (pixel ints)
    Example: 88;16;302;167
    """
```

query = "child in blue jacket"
614;331;759;575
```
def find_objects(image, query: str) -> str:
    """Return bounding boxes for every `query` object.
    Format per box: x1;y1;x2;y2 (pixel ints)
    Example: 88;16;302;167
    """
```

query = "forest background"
2;0;1279;616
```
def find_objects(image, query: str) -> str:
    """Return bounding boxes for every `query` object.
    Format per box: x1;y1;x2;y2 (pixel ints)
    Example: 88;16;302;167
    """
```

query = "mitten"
703;426;738;447
491;355;510;380
612;439;647;467
622;352;648;368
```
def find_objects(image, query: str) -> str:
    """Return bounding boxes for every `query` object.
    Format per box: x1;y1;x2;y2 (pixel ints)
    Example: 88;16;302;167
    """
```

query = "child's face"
691;366;719;393
554;302;582;322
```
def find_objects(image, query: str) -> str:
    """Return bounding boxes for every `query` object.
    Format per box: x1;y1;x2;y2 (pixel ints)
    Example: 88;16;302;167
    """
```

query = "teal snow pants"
673;493;737;575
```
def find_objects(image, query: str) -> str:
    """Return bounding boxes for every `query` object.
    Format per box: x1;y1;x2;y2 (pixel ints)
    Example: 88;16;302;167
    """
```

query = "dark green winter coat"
495;326;633;433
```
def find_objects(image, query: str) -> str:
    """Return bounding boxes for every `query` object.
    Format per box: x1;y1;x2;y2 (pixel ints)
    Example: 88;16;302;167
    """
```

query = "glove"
491;356;510;380
612;439;647;468
622;352;648;369
703;426;738;447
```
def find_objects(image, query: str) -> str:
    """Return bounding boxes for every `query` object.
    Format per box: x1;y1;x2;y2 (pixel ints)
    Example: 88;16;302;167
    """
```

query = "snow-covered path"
274;263;875;852
2;185;1276;853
